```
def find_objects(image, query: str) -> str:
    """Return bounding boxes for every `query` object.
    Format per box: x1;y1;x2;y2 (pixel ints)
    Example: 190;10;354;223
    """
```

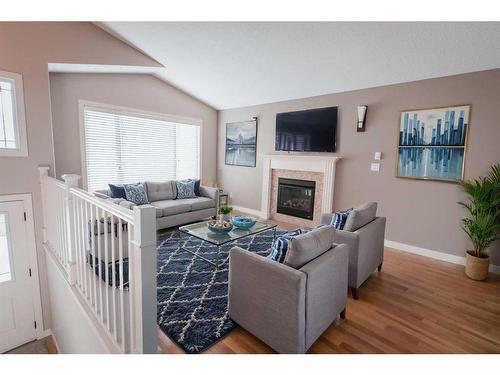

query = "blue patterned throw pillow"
176;180;197;199
123;183;149;205
268;228;309;263
330;208;353;230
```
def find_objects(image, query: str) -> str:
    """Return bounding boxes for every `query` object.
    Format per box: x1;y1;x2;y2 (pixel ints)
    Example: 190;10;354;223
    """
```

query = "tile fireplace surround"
261;154;341;227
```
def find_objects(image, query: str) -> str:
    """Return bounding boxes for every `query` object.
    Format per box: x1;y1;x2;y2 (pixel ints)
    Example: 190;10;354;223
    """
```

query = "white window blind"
0;77;18;150
83;107;200;191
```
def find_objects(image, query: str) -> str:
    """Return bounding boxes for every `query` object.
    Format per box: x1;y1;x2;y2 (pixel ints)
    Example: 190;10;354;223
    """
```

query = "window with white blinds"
0;70;28;157
83;107;200;191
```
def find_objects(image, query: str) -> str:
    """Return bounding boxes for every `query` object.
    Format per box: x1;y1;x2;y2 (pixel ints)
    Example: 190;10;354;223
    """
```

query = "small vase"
218;214;231;223
465;251;490;281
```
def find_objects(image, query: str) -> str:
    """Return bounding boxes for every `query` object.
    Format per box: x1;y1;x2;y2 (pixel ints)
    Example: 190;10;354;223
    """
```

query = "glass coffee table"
178;220;277;267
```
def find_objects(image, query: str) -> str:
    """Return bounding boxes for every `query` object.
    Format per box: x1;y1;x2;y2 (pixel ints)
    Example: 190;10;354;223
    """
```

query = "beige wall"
218;69;500;265
0;22;161;329
49;73;217;185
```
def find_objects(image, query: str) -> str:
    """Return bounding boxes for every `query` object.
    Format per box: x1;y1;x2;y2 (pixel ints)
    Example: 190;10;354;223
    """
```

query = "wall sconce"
357;105;368;132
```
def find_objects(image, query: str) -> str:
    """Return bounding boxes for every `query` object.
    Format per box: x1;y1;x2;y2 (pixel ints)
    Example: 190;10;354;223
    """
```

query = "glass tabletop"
179;220;277;246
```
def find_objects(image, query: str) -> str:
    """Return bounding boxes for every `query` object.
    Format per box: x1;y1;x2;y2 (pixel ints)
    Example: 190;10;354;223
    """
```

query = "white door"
0;201;36;352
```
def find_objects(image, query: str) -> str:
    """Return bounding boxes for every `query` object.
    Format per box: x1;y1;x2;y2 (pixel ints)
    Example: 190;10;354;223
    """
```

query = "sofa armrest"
200;185;219;202
320;213;334;226
228;247;307;353
298;243;348;350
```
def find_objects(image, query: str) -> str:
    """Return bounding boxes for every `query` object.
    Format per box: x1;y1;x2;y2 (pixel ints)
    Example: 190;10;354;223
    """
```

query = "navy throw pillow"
268;228;309;263
109;184;126;199
193;179;201;196
123;183;149;205
330;208;353;230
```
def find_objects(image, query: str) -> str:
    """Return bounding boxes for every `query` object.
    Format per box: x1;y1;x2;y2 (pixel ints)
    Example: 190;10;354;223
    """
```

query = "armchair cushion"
343;202;377;232
284;225;335;269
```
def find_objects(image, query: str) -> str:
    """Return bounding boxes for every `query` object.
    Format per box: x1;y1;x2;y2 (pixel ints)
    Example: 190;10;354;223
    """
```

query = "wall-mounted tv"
275;106;337;152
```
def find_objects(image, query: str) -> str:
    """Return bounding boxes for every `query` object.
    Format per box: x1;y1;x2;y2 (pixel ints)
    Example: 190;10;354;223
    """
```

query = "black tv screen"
275;106;337;152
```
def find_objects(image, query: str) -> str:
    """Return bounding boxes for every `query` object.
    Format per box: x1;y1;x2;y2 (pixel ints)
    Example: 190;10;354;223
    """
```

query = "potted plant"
218;204;233;223
458;164;500;280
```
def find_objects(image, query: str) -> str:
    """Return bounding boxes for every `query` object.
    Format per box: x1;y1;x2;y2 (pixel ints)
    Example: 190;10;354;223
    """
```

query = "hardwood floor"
6;336;58;354
158;218;500;354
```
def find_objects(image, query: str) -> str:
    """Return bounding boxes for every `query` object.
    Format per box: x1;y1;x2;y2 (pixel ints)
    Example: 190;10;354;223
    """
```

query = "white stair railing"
38;167;157;353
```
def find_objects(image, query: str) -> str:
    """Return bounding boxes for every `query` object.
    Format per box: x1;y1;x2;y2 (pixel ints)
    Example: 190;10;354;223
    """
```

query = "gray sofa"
94;181;219;230
228;226;349;353
321;202;386;300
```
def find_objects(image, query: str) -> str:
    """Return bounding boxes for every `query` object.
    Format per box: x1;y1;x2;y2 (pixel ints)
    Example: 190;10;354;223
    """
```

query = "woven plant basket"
465;251;490;281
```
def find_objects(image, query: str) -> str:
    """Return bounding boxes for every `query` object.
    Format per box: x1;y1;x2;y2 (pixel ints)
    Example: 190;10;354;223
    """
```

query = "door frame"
0;193;44;339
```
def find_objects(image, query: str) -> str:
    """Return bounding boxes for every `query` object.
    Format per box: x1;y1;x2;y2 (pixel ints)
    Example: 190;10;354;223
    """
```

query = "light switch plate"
371;163;380;172
374;152;382;160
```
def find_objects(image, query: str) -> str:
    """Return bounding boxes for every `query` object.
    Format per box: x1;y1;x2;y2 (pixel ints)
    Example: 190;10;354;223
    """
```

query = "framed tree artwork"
225;118;258;167
397;104;470;183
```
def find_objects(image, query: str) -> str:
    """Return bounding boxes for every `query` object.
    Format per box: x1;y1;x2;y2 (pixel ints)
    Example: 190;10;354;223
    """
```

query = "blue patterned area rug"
156;229;284;354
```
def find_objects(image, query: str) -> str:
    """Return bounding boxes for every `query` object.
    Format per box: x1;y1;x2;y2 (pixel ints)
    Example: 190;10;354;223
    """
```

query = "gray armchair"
228;226;349;354
321;202;386;300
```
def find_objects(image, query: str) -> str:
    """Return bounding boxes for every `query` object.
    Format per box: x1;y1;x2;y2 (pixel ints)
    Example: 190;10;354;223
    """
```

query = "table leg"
178;231;219;268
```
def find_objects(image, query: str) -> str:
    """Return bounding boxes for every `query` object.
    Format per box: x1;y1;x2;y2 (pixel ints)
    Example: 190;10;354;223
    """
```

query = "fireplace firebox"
277;178;316;220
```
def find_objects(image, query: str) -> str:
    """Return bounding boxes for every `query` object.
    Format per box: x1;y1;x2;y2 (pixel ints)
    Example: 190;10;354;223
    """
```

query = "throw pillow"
330;208;353;230
176;180;197;199
187;179;201;196
268;228;309;263
109;184;126;199
123;183;149;205
193;179;201;196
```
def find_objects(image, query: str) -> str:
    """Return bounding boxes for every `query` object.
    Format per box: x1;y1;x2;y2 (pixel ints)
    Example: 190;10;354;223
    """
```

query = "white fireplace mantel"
261;154;341;219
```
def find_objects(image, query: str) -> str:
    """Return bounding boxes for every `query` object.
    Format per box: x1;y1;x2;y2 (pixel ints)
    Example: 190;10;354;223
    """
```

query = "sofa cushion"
109;184;127;199
145;181;177;202
150;200;191;216
343;202;377;232
284;225;335;269
176;180;197;199
124;183;149;205
180;197;215;211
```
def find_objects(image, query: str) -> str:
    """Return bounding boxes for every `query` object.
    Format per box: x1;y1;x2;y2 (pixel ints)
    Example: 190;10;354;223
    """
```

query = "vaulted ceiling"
101;22;500;109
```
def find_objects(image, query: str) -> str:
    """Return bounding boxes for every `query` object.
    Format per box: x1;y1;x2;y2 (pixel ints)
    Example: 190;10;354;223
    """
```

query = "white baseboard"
232;205;266;219
385;240;500;275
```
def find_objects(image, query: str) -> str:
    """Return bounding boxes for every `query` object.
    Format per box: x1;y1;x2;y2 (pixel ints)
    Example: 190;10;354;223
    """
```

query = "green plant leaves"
458;163;500;256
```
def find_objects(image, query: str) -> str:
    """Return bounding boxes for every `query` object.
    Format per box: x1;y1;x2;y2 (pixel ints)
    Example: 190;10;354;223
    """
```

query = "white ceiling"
101;22;500;110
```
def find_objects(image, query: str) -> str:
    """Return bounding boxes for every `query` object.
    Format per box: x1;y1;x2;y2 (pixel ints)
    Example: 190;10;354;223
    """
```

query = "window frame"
78;100;203;191
0;70;28;157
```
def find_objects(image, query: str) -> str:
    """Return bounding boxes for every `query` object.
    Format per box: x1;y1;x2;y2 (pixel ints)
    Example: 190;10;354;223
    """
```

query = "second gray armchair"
321;202;386;300
321;202;385;299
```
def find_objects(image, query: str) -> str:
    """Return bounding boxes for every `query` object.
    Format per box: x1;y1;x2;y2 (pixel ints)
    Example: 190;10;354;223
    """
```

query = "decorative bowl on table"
231;216;257;230
207;219;233;234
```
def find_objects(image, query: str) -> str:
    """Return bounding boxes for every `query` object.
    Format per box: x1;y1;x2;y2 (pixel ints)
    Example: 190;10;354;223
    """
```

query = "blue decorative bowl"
231;216;257;230
207;220;233;234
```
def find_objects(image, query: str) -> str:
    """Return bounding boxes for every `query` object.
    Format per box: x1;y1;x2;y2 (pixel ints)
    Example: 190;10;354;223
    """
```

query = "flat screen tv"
275;106;337;152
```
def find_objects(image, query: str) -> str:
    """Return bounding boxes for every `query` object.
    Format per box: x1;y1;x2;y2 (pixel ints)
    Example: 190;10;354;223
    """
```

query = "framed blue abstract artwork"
397;105;470;183
225;118;258;167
